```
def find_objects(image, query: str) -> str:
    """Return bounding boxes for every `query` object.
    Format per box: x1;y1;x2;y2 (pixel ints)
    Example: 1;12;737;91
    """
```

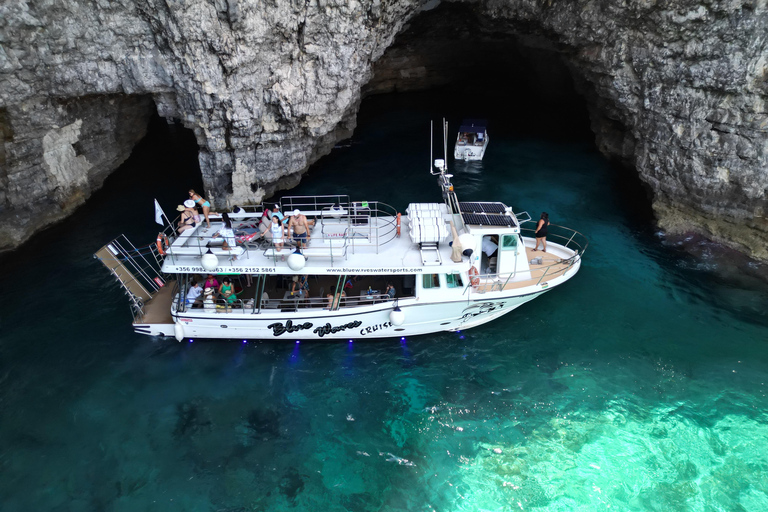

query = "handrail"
519;223;590;258
159;199;403;267
462;223;588;296
172;292;413;313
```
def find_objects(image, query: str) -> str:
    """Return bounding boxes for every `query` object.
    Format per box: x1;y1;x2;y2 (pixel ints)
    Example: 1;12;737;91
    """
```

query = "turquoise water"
2;91;768;511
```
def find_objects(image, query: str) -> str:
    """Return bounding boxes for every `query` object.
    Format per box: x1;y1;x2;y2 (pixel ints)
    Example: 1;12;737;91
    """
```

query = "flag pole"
154;199;176;235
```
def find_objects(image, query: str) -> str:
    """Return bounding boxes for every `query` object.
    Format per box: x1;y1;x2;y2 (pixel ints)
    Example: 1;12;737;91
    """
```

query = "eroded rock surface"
1;0;767;258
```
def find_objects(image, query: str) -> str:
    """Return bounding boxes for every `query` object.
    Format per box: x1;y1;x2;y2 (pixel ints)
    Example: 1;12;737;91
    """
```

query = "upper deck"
160;196;473;276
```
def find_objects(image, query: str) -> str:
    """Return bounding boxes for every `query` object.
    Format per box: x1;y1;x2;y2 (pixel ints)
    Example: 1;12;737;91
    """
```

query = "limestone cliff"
1;0;766;259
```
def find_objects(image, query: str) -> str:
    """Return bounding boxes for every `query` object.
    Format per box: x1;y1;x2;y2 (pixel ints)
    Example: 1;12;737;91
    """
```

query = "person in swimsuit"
176;204;197;233
188;189;211;228
288;209;311;249
533;212;550;252
270;215;285;252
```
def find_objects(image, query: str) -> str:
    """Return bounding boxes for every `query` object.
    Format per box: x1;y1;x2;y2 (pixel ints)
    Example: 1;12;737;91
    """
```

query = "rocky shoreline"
1;1;766;259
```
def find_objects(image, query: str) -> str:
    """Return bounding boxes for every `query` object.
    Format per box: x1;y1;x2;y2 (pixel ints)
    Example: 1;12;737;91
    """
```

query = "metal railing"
158;196;402;267
94;234;168;322
173;292;409;314
465;221;589;294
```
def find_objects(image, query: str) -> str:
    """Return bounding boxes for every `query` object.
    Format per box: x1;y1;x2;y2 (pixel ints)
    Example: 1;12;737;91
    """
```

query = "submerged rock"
1;1;766;259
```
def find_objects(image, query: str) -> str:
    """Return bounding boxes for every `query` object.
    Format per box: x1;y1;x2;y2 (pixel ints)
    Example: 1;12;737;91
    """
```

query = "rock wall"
1;0;767;258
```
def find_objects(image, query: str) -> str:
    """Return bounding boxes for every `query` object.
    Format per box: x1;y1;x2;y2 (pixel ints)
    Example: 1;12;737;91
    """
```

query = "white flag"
154;199;165;226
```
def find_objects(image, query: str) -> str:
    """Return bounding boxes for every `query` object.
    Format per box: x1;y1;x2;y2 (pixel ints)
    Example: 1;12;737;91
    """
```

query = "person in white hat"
288;209;311;249
177;201;197;233
184;199;201;222
203;287;216;310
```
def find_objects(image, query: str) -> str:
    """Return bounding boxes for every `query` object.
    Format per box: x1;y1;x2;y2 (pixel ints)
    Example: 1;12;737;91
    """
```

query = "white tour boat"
95;123;586;341
454;119;489;161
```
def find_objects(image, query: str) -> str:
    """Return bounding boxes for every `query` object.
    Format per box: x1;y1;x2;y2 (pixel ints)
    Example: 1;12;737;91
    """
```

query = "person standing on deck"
288;209;311;249
270;215;286;252
188;189;211;229
533;212;550;252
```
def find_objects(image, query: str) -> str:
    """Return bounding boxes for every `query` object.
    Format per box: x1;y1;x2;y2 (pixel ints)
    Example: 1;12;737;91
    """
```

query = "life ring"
156;233;169;255
469;266;480;287
396;212;401;237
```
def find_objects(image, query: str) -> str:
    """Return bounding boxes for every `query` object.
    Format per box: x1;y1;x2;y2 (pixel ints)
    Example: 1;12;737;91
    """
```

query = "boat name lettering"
359;322;392;336
267;320;314;336
313;321;363;337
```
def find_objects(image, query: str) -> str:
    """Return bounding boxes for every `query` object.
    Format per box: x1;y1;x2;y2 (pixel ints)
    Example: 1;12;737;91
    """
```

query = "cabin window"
501;234;518;251
422;274;440;289
445;273;464;288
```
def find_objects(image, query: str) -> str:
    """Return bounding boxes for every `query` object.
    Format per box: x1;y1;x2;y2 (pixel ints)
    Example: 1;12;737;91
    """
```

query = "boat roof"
458;119;487;132
160;200;522;276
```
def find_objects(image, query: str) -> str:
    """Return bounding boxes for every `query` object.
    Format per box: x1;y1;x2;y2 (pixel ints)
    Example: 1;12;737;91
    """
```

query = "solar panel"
462;213;517;227
459;202;507;214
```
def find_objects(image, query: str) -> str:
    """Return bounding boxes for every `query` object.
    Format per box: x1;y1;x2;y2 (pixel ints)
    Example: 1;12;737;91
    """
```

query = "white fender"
287;250;306;270
201;249;219;271
174;322;185;342
390;307;405;326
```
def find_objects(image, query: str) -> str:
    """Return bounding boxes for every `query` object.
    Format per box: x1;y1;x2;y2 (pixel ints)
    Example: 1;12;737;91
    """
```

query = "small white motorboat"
454;119;489;161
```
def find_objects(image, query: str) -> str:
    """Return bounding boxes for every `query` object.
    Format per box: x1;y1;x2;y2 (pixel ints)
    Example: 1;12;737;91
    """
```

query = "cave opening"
364;2;593;140
80;106;203;241
358;1;653;223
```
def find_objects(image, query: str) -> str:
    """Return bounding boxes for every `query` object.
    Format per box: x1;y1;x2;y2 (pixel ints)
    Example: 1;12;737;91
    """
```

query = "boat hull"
136;289;547;340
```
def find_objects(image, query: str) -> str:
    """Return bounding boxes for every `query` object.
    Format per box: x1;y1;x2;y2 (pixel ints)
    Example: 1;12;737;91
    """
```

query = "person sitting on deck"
204;274;219;290
218;278;234;300
212;212;237;250
385;282;396;299
269;204;289;225
216;278;241;311
326;286;346;310
289;276;305;298
203;287;216;310
222;288;241;307
176;203;197;233
186;280;203;307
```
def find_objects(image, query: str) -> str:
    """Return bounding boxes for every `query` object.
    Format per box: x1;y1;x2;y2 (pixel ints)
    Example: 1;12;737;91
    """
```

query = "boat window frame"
445;272;464;288
421;273;441;289
501;234;518;251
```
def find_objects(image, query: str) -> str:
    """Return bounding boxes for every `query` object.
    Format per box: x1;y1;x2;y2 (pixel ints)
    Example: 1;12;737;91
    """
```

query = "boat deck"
161;213;469;275
474;245;575;293
136;279;176;324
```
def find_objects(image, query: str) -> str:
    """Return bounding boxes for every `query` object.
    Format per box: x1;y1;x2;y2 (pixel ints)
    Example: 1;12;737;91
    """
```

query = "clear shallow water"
1;92;768;511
